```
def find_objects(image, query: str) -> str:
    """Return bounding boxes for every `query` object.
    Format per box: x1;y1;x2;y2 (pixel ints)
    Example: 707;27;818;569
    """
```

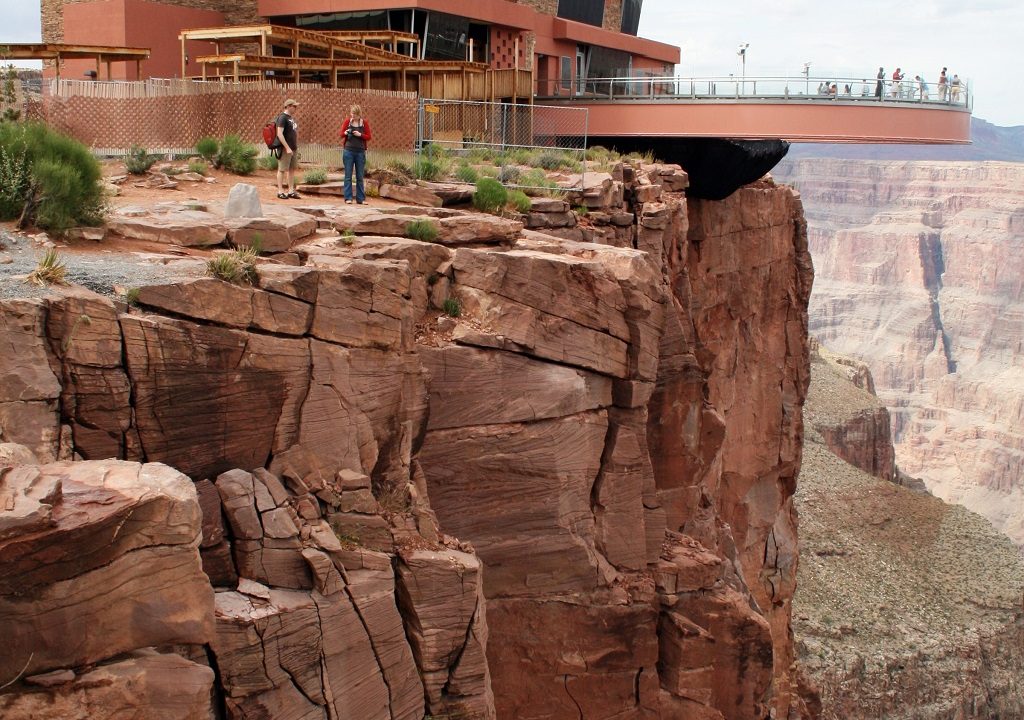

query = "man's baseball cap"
284;98;299;107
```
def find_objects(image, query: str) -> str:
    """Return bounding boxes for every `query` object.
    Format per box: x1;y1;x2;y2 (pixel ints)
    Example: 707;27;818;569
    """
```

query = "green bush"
385;156;413;178
195;136;219;161
405;218;439;243
536;151;564;170
0;121;104;232
303;168;327;185
466;147;496;164
473;177;507;213
455;164;478;184
497;165;521;184
206;245;259;285
0;134;31;220
214;134;258;175
124;145;156;175
187;159;207;175
2;64;21;122
412;156;443;181
477;165;498;179
508;148;533;165
508;189;531;214
258;154;280;171
422;143;448;160
519;168;563;197
442;297;461;318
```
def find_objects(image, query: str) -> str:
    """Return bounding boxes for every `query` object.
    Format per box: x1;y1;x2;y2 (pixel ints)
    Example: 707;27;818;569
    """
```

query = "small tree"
1;63;20;122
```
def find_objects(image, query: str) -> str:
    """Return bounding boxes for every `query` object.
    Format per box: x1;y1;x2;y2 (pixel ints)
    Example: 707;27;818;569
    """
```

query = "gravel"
0;228;203;300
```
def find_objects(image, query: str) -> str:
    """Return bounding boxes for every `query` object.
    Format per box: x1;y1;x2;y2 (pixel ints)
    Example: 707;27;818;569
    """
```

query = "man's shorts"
278;150;299;171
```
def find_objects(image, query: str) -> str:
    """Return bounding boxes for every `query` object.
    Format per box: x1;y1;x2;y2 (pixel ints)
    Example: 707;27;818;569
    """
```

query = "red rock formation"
0;164;813;719
773;159;1024;545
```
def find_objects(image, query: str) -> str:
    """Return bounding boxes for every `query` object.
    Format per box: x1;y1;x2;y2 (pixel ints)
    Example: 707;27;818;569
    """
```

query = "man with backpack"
275;99;300;199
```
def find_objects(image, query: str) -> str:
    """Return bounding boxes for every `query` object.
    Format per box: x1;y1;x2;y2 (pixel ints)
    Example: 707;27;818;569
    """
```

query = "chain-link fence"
416;99;588;192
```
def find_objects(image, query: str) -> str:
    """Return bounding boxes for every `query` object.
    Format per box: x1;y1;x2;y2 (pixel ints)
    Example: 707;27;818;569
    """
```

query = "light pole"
802;61;811;95
737;43;749;85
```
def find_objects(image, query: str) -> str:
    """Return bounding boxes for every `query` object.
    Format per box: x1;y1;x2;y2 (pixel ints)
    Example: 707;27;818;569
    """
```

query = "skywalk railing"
537;75;972;111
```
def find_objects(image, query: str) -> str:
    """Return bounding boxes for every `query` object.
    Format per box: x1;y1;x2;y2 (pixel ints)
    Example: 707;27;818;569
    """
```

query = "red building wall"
56;0;223;80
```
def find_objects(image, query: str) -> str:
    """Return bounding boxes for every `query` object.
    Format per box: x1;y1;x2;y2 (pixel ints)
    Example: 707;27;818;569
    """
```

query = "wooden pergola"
0;43;150;79
179;24;504;95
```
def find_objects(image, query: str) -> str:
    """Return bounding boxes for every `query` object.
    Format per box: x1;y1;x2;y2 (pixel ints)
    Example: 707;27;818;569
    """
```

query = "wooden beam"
180;36;186;78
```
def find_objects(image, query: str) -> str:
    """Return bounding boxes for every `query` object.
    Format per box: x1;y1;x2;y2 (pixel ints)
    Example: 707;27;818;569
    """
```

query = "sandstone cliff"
0;166;812;719
773;159;1024;546
796;345;1024;719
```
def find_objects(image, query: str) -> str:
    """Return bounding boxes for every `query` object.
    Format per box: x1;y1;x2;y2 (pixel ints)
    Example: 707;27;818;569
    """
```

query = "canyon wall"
773;159;1024;545
795;344;1024;720
0;168;812;718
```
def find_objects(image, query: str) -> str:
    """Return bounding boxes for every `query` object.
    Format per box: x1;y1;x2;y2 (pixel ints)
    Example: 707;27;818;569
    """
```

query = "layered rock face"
0;167;811;718
795;345;1024;719
773;159;1024;545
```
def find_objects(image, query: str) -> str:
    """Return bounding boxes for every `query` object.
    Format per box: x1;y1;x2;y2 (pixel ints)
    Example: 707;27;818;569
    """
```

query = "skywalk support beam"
547;99;971;144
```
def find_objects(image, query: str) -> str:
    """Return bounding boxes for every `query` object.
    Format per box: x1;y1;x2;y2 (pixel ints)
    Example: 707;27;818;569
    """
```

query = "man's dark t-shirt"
276;112;298;151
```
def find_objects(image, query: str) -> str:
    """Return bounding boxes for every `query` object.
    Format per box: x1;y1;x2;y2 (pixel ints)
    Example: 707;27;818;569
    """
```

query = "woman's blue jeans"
343;149;366;202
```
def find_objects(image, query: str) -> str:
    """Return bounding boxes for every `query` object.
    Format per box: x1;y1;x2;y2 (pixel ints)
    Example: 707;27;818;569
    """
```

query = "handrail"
538;74;972;111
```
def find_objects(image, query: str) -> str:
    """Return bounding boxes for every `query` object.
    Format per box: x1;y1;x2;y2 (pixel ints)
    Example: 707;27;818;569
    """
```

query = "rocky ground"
796;346;1024;719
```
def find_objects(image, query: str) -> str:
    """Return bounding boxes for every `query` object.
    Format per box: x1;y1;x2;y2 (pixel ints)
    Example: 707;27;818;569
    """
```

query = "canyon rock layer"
795;344;1024;720
0;166;813;719
773;159;1024;545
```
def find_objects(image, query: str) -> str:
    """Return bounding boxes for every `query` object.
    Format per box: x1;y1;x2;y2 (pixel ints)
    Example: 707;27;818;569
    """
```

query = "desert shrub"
195;136;219;161
207;242;260;285
303;168;327;185
455;164;478;184
26;248;66;286
258;154;280;171
466;146;496;164
508;189;532;214
442;297;461;318
519;168;564;197
385;156;414;178
124;145;157;175
2;64;21;122
0;135;31;220
412;156;443;181
214;134;258;175
0;121;104;232
405;218;439;243
338;228;356;246
187;159;207;175
422;143;448;160
508;148;533;165
497;165;521;184
535;151;564;170
473;177;507;213
574;204;589;217
206;253;255;285
624;150;656;164
477;165;498;179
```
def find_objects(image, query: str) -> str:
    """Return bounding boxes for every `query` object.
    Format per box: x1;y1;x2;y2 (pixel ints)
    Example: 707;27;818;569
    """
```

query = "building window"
560;56;572;91
620;0;642;35
556;0;604;28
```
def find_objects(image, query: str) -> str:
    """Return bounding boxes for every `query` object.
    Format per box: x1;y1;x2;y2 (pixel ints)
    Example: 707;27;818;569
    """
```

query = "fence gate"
416;99;587;192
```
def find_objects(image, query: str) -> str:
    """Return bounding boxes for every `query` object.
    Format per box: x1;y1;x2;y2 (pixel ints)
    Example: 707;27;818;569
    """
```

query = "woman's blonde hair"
350;104;363;118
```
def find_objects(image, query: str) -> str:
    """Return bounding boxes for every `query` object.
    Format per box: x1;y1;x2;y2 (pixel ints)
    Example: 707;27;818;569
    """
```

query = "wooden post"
96;55;101;78
180;36;186;78
401;67;407;92
293;40;299;84
261;31;267;57
468;38;474;63
364;69;370;89
106;59;112;80
233;60;239;83
202;62;207;80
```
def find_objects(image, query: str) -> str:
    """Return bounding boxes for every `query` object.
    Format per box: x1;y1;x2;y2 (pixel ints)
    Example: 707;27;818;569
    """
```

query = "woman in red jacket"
339;105;372;204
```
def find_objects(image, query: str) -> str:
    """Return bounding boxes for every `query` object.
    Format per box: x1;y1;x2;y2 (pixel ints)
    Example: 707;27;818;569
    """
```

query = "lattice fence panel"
37;80;418;157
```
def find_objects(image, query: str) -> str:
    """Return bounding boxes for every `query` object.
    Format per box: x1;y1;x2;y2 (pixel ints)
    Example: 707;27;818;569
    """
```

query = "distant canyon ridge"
774;157;1024;545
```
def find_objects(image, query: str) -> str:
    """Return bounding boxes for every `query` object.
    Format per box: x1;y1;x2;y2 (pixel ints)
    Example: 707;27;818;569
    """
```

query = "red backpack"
262;120;281;153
